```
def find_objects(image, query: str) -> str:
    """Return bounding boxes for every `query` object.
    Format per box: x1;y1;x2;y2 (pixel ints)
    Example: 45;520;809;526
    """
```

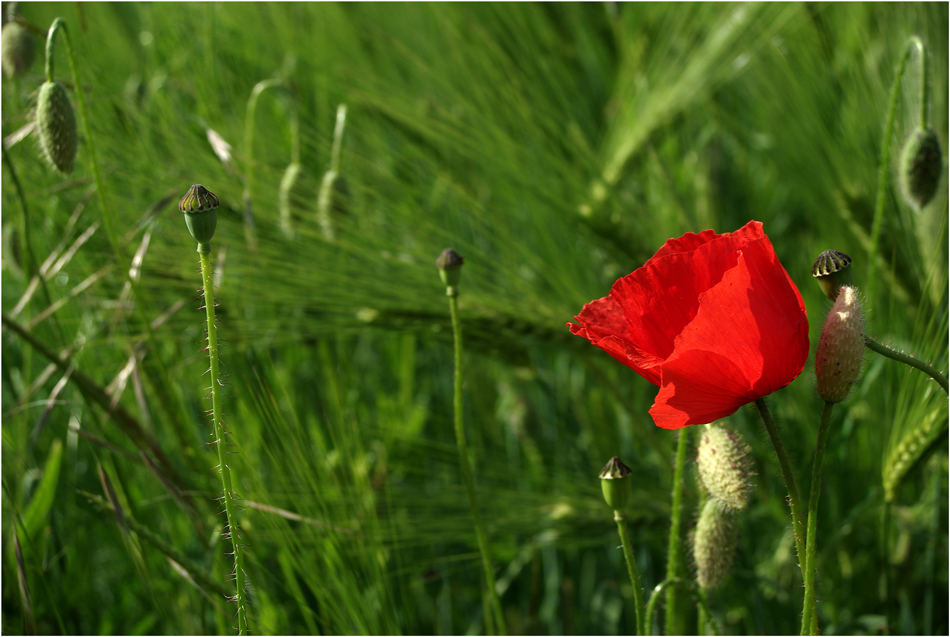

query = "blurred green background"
2;3;947;634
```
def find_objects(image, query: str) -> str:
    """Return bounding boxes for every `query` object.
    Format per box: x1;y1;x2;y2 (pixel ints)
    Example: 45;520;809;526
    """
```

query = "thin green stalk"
331;104;347;173
754;399;807;590
198;247;248;634
615;510;645;635
242;78;281;254
645;578;719;637
865;336;948;394
867;36;926;302
447;292;506;635
665;428;688;635
802;402;835;636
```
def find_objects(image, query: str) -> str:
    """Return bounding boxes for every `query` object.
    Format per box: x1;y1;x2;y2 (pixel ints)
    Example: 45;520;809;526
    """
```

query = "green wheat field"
1;3;947;635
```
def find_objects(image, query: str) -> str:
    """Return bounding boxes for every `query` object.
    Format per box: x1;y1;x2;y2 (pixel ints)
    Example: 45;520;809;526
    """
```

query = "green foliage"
2;3;946;635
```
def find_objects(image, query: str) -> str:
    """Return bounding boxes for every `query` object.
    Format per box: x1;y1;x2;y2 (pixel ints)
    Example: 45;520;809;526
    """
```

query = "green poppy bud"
598;456;633;511
36;81;77;174
436;248;464;295
899;128;942;211
696;424;753;511
1;21;34;79
693;498;739;590
815;285;865;403
179;184;219;250
811;250;854;302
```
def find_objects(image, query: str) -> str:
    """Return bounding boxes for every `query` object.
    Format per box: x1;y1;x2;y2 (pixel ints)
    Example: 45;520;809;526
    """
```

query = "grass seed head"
899;127;942;211
36;80;77;174
2;21;34;79
815;285;865;403
696;424;753;511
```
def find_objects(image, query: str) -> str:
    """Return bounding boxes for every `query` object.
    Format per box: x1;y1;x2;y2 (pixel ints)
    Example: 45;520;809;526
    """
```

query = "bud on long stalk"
36;80;77;174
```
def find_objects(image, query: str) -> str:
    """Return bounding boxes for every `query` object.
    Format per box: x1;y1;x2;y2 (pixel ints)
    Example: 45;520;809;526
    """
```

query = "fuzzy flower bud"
693;498;739;590
436;248;464;294
696;424;753;511
599;456;633;511
1;20;34;79
36;81;77;174
179;184;219;250
899;128;942;211
815;285;865;403
812;250;854;302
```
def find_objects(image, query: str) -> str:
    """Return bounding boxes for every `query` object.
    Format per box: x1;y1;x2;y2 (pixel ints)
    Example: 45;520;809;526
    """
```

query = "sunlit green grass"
2;3;946;634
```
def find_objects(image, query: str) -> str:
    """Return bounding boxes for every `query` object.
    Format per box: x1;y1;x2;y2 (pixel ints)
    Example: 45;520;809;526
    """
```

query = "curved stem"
645;578;719;637
755;399;807;588
44;18;62;82
664;428;688;635
865;336;948;394
868;36;927;301
801;402;835;636
614;510;645;635
448;292;506;635
199;247;248;635
331;104;347;173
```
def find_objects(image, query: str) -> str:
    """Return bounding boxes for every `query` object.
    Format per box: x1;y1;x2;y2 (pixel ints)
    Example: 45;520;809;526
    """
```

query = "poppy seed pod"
1;21;34;79
899;128;942;211
599;456;633;511
436;248;464;293
693;498;739;590
812;250;854;302
815;286;865;403
179;184;219;249
36;81;77;174
696;424;753;511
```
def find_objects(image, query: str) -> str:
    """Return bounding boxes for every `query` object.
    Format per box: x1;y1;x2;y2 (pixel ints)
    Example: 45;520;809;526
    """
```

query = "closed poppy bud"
815;285;865;403
811;250;854;301
36;81;77;174
179;184;219;250
899;128;942;211
436;248;464;294
599;456;633;511
569;221;809;429
693;498;739;590
696;424;753;511
1;20;34;79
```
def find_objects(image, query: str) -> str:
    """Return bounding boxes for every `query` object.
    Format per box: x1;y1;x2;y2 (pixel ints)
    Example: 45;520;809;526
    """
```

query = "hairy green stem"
865;336;948;394
867;36;926;301
665;428;688;635
802;402;835;635
198;248;248;634
447;292;505;635
645;578;719;637
755;400;807;594
615;510;645;635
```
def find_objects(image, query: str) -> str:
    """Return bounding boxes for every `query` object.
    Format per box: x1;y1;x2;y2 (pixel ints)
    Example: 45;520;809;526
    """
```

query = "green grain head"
36;80;77;174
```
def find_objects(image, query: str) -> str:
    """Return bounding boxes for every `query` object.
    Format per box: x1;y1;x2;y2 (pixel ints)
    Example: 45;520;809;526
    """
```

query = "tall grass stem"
801;402;834;636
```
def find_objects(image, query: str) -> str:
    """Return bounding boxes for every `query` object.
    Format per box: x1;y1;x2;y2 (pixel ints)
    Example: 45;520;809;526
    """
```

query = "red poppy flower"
568;220;809;429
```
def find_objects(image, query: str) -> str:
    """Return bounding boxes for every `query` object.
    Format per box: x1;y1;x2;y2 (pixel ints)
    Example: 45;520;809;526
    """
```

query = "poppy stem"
865;336;948;394
664;428;689;635
447;292;506;635
645;578;719;636
614;510;645;635
801;402;835;636
754;399;807;597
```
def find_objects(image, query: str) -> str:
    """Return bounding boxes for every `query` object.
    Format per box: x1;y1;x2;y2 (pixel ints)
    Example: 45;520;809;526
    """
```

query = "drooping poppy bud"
1;20;34;79
436;248;464;295
815;286;865;403
696;424;753;511
599;456;633;511
811;250;854;302
693;498;739;590
36;81;77;174
179;184;219;250
899;128;942;211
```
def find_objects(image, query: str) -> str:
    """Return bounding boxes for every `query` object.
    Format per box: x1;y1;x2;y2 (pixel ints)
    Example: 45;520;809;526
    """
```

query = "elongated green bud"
696;424;753;511
815;285;865;403
599;456;633;511
2;21;34;79
693;498;739;590
899;128;942;211
436;248;464;295
36;81;77;174
812;250;854;302
278;161;303;239
179;184;219;251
